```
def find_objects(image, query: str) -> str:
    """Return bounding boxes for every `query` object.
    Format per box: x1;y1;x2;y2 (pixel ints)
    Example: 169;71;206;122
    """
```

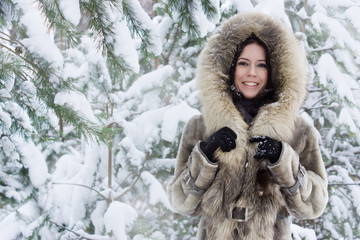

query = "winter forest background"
0;0;359;239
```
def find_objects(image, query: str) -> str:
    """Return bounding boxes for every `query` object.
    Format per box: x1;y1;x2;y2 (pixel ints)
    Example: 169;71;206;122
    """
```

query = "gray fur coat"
167;12;328;240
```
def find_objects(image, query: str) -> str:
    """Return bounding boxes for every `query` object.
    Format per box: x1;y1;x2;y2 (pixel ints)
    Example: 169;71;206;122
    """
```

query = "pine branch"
47;219;101;240
54;106;103;142
113;158;147;201
113;171;142;201
81;0;134;74
285;8;310;21
0;1;16;22
0;30;26;48
335;188;353;202
0;43;34;70
200;0;218;21
0;35;19;46
328;183;360;186
37;0;80;47
101;82;114;110
308;46;334;53
122;0;157;57
164;23;181;65
0;47;105;142
53;182;107;199
168;0;200;37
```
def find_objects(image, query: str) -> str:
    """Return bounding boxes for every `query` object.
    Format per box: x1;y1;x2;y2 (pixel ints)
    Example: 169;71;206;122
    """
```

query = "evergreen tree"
1;0;359;239
285;0;360;238
0;0;216;239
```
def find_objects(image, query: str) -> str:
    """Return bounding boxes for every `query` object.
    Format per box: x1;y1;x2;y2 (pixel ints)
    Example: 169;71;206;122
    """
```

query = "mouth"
243;82;259;87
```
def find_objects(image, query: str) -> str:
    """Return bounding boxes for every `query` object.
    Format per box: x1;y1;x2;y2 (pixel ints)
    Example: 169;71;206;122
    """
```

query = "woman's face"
234;42;268;99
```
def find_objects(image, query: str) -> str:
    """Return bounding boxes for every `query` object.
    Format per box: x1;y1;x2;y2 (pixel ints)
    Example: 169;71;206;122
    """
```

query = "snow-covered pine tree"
0;0;85;238
285;0;360;239
1;0;219;239
0;0;157;238
107;1;220;238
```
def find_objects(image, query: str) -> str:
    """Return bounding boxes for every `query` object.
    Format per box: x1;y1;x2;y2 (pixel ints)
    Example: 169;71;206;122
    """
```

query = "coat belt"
228;206;288;222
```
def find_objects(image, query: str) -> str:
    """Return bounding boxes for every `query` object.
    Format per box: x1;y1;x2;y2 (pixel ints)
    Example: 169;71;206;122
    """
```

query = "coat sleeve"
166;115;219;216
267;122;328;220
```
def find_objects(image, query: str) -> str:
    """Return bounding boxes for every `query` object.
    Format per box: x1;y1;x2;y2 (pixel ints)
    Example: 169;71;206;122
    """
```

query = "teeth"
244;82;257;86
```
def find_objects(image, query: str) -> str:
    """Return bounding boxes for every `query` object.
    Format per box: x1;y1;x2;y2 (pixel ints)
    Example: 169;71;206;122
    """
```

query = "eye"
257;63;267;68
238;61;248;66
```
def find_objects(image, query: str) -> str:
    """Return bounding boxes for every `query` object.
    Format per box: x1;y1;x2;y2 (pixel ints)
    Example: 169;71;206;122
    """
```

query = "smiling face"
234;42;269;99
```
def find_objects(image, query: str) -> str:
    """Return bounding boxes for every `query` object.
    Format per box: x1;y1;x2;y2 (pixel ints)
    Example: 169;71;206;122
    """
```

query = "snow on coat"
167;12;328;240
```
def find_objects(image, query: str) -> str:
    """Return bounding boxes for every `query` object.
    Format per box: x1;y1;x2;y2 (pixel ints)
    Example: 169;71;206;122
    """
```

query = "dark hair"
228;33;271;87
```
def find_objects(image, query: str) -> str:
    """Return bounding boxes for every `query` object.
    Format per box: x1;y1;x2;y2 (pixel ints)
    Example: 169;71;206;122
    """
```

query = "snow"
345;6;360;32
155;15;174;42
1;136;16;158
311;11;360;53
161;102;200;142
17;201;41;237
52;153;83;182
141;171;171;209
192;0;219;37
118;137;145;168
291;224;317;240
54;90;98;124
2;74;14;92
127;0;162;56
330;195;349;220
58;0;81;25
315;53;358;103
125;65;173;99
20;81;36;97
254;0;292;28
51;142;105;226
0;200;43;238
0;106;12;129
333;49;359;76
104;3;140;73
103;201;138;240
121;107;163;150
319;0;357;8
13;0;64;69
338;108;357;133
91;201;108;236
221;0;254;13
0;89;11;99
5;102;33;131
16;137;48;187
113;20;140;73
0;212;22;239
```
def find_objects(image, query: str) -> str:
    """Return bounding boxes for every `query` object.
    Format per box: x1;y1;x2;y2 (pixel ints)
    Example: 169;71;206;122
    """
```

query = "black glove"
250;136;282;164
201;127;237;161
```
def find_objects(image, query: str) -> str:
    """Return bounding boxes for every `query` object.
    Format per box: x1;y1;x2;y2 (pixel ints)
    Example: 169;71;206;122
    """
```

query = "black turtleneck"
230;84;275;125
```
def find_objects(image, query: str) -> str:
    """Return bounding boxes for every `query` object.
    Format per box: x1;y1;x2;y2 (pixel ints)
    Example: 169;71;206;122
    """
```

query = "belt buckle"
228;207;248;222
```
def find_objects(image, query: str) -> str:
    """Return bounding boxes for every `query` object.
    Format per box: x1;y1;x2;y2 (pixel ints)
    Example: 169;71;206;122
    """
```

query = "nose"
248;64;256;76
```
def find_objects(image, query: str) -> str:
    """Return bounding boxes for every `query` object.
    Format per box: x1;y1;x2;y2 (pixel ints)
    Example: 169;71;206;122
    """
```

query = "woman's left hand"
250;136;282;164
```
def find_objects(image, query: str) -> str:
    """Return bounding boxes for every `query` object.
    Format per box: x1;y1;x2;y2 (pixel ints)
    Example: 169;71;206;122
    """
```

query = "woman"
167;12;328;240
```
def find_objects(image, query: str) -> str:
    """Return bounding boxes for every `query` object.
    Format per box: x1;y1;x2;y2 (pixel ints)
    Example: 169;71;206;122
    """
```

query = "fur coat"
167;12;328;240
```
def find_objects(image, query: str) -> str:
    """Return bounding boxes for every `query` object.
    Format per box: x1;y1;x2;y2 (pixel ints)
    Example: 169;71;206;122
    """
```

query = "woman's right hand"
201;127;237;160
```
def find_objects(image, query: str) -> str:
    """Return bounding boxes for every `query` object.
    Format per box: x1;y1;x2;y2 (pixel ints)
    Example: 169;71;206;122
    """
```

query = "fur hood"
196;12;309;143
